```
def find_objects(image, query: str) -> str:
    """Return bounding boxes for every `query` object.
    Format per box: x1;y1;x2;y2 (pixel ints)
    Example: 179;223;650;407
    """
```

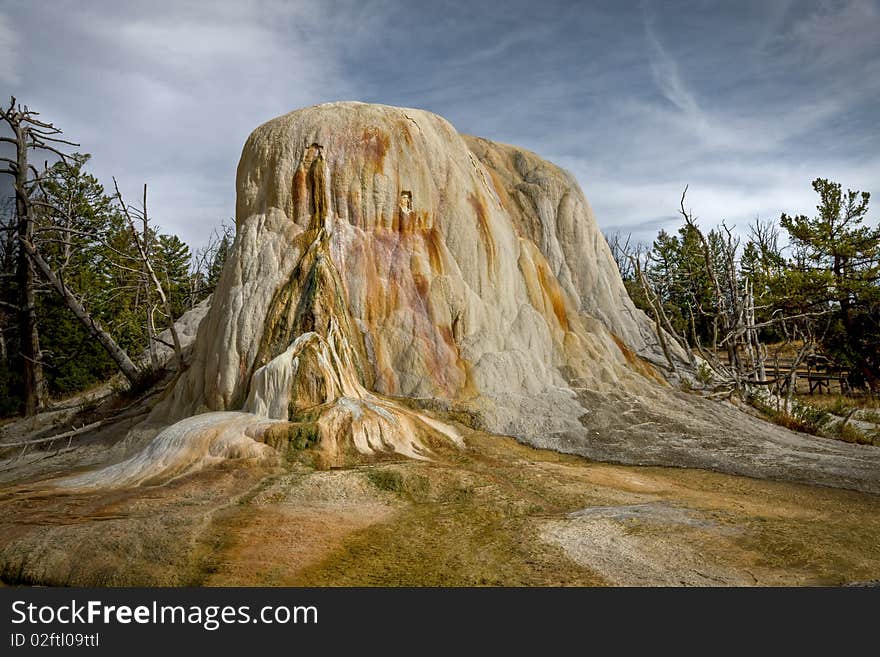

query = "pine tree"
207;233;230;290
155;233;191;319
33;155;121;395
780;179;880;390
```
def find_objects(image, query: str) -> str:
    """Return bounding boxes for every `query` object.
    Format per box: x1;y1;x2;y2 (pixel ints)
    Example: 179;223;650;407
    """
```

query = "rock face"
73;99;650;484
155;102;663;445
73;101;880;492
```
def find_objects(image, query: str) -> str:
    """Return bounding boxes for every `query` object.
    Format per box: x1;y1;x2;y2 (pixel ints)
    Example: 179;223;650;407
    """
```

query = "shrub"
834;421;872;445
749;392;830;436
696;362;713;386
791;400;831;431
772;411;820;435
828;396;853;416
746;389;775;416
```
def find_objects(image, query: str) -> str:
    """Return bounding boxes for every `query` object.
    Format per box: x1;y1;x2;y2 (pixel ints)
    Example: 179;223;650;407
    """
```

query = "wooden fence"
715;352;851;395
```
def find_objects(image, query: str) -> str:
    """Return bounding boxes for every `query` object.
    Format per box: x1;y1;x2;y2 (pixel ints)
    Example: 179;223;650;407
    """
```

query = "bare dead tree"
187;220;233;308
1;97;81;415
608;231;696;375
677;187;740;375
19;237;141;383
628;187;833;404
113;180;183;372
140;190;159;370
625;245;694;374
605;231;635;281
7;154;152;388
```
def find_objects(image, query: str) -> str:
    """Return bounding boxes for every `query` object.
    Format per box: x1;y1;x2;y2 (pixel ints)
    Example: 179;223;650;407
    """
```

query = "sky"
1;0;878;248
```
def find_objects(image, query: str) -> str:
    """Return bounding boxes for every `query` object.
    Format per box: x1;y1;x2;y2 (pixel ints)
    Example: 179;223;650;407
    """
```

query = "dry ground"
1;427;877;586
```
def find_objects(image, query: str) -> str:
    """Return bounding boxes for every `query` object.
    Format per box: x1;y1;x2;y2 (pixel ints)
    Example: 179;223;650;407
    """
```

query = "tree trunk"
146;302;159;370
13;121;45;415
784;342;812;414
142;208;159;371
20;237;141;384
116;182;183;371
744;280;766;382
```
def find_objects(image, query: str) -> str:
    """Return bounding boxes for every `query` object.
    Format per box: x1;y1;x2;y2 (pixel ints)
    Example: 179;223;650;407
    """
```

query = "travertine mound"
68;102;880;492
156;102;664;442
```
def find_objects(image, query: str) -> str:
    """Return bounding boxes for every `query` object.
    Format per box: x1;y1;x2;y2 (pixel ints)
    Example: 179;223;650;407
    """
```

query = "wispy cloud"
643;12;701;117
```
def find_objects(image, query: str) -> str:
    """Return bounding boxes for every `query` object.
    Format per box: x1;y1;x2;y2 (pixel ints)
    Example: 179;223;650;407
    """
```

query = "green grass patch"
834;421;874;446
366;468;430;501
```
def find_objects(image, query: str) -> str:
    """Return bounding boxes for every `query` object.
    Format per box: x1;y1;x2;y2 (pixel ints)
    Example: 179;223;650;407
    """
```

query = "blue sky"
2;0;878;247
